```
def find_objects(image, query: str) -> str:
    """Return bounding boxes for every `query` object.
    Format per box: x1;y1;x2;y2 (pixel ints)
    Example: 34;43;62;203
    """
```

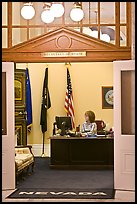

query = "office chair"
95;120;107;135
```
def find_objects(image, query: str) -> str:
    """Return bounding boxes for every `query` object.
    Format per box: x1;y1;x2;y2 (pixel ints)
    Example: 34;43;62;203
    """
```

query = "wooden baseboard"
49;164;114;170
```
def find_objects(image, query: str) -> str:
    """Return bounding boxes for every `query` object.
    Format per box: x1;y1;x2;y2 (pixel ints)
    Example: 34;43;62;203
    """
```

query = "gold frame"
15;79;22;100
14;70;26;107
102;86;113;109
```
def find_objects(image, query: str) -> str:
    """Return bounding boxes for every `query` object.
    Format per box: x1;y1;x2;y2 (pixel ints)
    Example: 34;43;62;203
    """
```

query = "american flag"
64;68;75;129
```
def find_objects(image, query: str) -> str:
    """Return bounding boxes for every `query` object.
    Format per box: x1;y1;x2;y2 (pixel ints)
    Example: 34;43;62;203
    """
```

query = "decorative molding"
5;27;116;51
56;35;72;49
30;144;50;157
121;151;135;173
2;27;131;62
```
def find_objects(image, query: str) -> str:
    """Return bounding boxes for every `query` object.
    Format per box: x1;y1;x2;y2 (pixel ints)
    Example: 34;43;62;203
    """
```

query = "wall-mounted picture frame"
102;86;113;109
14;69;26;106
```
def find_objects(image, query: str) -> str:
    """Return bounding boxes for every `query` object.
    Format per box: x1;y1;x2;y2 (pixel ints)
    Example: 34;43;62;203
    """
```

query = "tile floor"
2;189;135;202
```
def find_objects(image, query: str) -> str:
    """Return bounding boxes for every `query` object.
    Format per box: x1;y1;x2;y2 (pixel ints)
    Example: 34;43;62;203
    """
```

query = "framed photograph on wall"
102;86;113;109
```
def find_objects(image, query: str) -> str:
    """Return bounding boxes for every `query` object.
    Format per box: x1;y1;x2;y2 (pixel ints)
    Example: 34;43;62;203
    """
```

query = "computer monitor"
55;116;72;130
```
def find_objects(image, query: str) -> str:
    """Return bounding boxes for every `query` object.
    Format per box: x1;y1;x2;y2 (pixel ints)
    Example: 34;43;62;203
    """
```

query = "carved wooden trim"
2;27;131;62
56;35;72;49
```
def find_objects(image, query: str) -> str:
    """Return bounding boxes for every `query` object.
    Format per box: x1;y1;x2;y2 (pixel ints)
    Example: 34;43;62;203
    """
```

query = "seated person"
81;110;97;136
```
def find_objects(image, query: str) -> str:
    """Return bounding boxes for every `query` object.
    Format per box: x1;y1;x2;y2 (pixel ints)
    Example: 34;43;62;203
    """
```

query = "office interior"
2;2;135;202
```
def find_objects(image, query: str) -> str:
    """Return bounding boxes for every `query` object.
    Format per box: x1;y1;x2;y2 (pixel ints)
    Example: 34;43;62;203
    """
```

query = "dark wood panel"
15;119;27;145
51;140;69;164
15;69;27;145
50;137;114;169
69;139;109;165
2;50;131;63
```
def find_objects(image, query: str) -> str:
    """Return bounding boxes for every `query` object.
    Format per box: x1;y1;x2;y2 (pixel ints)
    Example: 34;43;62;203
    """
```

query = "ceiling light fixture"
101;33;111;42
21;2;35;20
41;3;54;24
70;2;84;22
50;2;64;18
90;30;98;38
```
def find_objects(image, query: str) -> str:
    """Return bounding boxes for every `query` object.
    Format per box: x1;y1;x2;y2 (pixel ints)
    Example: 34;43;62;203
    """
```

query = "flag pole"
41;67;49;158
41;132;46;157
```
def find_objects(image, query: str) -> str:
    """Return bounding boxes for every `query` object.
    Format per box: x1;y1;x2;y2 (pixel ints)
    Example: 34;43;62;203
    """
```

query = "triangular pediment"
8;27;117;52
2;27;131;62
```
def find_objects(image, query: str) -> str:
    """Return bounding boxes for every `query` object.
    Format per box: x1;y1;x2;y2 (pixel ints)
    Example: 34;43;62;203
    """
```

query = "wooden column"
115;2;120;47
126;2;131;48
27;20;29;41
98;2;100;40
131;2;135;59
8;2;12;48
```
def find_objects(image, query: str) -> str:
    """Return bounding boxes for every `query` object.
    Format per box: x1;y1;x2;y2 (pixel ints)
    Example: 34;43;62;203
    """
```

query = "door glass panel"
80;2;95;25
82;27;93;37
82;2;89;24
2;2;7;25
87;26;99;39
120;2;126;24
100;26;115;45
2;28;8;48
121;70;135;135
100;2;115;24
89;2;98;24
12;28;27;46
46;27;57;33
120;26;127;46
12;2;27;25
2;73;7;135
29;28;45;39
65;2;77;24
29;2;43;25
68;27;81;33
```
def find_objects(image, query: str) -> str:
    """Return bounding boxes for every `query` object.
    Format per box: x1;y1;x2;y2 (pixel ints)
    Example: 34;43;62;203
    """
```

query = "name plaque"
41;52;86;57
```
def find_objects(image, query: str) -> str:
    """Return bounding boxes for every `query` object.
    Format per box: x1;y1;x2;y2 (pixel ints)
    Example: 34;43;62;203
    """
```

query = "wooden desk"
50;136;114;170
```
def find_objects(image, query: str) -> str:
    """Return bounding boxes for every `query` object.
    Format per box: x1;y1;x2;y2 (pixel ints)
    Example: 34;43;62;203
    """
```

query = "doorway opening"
14;61;114;192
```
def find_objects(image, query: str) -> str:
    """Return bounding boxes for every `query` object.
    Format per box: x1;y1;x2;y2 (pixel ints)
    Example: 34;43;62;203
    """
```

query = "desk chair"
95;120;107;135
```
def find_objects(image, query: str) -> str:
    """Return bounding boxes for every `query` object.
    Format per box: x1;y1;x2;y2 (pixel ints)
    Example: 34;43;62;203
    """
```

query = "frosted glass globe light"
21;4;35;20
70;7;84;22
101;33;110;42
83;27;92;36
41;10;54;24
50;3;64;18
91;30;98;38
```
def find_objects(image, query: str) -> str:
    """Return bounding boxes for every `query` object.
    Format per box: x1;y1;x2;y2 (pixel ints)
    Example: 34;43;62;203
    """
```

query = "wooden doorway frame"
2;26;132;194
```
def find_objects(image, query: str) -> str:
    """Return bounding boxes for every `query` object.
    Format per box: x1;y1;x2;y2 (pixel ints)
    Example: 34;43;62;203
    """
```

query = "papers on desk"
83;133;106;138
80;133;97;138
96;134;106;137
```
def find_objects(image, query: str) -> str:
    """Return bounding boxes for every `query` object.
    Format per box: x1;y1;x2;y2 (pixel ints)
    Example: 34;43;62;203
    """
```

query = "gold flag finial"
65;62;71;69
